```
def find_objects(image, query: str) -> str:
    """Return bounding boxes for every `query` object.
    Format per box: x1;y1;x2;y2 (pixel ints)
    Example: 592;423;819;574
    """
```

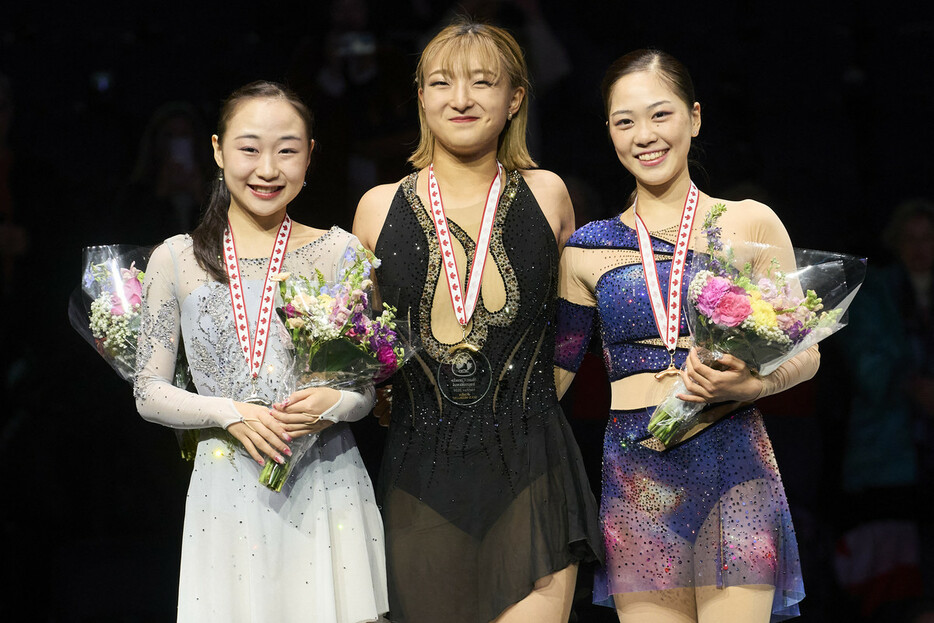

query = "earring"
217;170;224;181
303;181;307;187
507;112;513;121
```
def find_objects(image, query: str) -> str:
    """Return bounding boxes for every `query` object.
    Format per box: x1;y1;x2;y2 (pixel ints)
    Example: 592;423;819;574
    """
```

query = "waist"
608;402;754;442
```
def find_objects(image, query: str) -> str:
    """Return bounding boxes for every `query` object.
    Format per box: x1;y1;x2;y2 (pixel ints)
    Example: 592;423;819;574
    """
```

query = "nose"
450;82;472;111
633;119;657;146
256;151;278;180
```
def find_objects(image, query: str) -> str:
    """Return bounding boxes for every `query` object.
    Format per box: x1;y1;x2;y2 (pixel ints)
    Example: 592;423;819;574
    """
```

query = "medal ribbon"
428;162;504;330
223;216;292;379
633;182;699;354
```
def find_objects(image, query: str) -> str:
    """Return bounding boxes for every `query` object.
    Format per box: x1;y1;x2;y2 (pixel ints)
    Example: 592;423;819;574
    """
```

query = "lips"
249;184;285;198
636;149;669;165
449;116;479;123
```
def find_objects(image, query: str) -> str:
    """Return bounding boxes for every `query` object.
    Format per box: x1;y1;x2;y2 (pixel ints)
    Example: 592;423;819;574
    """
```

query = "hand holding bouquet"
645;205;866;448
258;244;412;491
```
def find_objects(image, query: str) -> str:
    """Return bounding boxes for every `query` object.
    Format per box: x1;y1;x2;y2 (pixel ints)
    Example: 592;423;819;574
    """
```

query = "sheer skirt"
596;406;804;621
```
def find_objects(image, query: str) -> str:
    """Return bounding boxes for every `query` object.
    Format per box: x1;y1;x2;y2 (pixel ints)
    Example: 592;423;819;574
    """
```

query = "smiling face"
607;70;700;190
417;49;524;161
212;97;313;222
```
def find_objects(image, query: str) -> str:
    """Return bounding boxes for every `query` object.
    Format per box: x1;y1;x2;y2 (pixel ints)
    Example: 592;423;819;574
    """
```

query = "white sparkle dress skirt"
134;228;388;623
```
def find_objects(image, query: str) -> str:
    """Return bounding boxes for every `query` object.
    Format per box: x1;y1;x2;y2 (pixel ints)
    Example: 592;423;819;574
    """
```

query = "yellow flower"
750;298;778;328
270;272;291;282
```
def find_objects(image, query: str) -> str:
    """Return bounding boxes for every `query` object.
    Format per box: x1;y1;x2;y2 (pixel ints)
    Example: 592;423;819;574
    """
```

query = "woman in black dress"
353;19;601;623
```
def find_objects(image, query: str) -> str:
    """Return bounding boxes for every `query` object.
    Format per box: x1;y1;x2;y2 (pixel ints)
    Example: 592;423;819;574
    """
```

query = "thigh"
493;564;578;623
613;588;697;623
696;584;774;623
384;488;479;621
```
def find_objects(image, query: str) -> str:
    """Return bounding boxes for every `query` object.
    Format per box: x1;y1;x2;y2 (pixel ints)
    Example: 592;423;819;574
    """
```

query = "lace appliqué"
134;297;181;400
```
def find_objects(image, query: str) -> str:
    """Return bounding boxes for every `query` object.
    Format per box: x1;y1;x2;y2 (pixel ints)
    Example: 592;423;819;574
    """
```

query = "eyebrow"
232;134;304;141
426;68;495;79
610;100;673;117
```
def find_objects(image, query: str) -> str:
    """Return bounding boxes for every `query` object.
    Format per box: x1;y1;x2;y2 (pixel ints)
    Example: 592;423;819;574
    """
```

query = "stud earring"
303;181;307;187
507;112;513;121
217;170;224;181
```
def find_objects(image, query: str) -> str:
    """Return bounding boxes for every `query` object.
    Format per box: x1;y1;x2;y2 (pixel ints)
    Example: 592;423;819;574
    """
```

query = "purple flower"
696;276;734;316
376;344;397;367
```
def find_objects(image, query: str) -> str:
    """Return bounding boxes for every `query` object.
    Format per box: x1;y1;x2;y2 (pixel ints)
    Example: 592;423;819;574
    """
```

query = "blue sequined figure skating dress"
556;215;806;621
373;171;602;623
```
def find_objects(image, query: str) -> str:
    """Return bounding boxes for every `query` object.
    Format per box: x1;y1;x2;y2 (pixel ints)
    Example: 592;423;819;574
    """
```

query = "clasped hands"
229;386;341;466
675;347;764;405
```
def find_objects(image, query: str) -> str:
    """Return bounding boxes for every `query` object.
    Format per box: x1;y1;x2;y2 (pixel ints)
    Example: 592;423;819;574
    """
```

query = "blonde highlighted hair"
409;19;536;171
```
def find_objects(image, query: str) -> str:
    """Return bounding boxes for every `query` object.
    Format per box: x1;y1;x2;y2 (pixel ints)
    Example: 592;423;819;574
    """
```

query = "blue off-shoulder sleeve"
555;298;596;372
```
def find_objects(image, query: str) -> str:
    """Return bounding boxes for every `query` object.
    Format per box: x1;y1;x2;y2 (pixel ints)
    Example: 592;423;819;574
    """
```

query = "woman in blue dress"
555;50;818;622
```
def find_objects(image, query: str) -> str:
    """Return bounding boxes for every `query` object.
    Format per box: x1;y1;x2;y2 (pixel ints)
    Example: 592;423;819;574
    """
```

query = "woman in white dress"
134;81;388;623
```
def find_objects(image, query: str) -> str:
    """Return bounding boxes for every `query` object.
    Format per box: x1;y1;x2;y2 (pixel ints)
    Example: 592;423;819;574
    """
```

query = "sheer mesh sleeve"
718;200;821;396
134;240;242;429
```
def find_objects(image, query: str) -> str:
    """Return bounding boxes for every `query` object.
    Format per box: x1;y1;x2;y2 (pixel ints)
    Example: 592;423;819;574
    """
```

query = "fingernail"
258;458;266;466
283;447;292;457
275;454;285;464
282;433;292;442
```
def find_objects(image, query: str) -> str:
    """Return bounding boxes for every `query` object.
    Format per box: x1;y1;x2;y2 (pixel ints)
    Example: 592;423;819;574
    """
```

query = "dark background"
1;0;932;621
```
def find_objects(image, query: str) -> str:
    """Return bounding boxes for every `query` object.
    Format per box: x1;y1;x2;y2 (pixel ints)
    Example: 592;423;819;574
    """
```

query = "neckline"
236;225;338;261
615;215;679;238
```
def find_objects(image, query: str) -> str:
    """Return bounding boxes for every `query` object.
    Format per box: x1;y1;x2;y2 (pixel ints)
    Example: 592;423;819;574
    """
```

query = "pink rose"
711;291;752;327
110;275;143;316
696;276;734;316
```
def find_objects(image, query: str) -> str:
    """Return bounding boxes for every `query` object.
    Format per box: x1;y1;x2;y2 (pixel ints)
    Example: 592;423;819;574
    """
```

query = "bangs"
420;33;506;85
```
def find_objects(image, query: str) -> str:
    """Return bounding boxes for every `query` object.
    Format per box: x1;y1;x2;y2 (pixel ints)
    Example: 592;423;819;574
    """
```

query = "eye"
428;80;449;87
239;146;259;153
652;110;671;120
279;148;299;154
613;118;633;128
474;79;493;87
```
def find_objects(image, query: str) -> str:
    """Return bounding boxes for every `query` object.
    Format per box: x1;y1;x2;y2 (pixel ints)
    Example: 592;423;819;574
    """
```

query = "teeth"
637;150;667;161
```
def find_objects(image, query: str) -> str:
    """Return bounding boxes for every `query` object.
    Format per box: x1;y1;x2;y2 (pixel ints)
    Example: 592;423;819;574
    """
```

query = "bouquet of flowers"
645;205;866;449
69;245;197;459
257;244;412;491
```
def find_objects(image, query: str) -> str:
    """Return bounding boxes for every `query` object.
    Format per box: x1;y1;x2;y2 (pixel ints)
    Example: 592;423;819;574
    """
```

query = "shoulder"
353;178;408;250
152;233;191;259
566;217;621;248
287;221;332;248
519;168;570;202
519;168;575;245
707;197;782;225
357;179;406;213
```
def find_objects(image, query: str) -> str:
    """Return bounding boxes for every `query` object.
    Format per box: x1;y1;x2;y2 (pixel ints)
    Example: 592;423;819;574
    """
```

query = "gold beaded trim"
402;170;522;362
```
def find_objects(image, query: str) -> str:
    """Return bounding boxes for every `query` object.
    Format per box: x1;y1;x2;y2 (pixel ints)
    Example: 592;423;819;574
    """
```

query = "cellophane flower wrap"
257;244;414;491
646;204;866;448
69;245;198;459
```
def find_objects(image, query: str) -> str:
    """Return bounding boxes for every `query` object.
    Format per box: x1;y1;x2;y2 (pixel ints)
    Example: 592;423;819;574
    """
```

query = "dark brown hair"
600;49;696;120
191;81;314;282
601;50;702;205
